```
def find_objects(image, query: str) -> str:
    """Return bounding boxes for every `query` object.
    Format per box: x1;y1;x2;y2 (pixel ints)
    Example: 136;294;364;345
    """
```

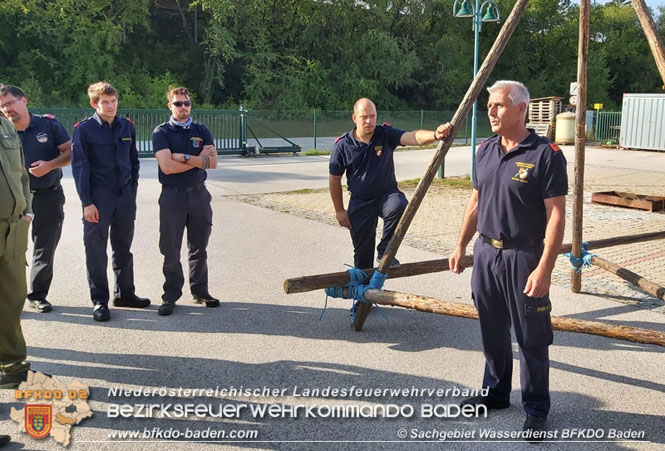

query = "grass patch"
398;175;472;189
304;149;331;156
287;188;330;194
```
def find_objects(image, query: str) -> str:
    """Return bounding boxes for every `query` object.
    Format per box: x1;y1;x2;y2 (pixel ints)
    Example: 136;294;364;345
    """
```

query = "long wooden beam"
363;290;665;347
571;0;590;293
352;0;533;331
558;230;665;255
591;254;665;301
284;231;665;294
284;256;474;294
632;0;665;89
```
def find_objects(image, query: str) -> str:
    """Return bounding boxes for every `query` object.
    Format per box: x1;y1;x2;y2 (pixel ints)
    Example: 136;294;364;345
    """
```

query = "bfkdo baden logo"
25;405;52;439
11;371;93;447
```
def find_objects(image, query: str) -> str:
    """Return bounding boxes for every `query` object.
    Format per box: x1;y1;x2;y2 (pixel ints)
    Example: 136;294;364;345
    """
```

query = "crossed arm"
154;145;217;175
28;140;72;177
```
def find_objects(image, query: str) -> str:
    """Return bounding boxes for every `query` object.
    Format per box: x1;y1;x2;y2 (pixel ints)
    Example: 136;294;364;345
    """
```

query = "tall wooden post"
571;0;590;293
350;0;532;331
632;0;665;90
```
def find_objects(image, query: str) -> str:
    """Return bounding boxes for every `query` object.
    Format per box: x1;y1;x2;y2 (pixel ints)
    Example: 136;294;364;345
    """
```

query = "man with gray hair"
449;80;567;441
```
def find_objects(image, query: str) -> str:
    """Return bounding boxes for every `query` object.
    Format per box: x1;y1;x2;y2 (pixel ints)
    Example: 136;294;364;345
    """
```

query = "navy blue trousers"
159;185;212;303
471;237;553;417
83;185;137;304
348;190;407;269
27;186;64;301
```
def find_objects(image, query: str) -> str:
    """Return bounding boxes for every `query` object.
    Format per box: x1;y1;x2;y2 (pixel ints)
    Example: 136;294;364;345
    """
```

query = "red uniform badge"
550;143;561;152
25;405;52;439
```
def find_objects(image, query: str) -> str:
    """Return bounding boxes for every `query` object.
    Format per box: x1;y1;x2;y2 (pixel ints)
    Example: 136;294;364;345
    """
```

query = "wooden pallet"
527;122;554;140
591;191;665;212
528;97;563;123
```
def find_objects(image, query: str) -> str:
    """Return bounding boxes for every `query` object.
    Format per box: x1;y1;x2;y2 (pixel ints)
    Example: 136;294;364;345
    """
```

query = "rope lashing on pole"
564;241;595;273
323;267;388;323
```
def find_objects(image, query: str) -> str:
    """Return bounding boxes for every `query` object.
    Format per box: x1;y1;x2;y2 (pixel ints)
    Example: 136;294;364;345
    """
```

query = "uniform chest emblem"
36;132;48;143
191;137;203;148
374;145;383;157
512;162;535;183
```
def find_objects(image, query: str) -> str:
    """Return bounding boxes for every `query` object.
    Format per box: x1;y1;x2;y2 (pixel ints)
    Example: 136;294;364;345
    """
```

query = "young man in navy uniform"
152;86;218;316
71;82;150;322
0;85;71;313
449;80;567;441
329;97;452;270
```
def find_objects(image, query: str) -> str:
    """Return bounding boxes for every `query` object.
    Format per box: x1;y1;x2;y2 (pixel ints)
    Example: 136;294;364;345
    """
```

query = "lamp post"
453;0;500;178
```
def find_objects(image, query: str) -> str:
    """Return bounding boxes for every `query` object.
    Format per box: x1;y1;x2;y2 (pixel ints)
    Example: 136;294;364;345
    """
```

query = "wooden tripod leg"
350;0;532;331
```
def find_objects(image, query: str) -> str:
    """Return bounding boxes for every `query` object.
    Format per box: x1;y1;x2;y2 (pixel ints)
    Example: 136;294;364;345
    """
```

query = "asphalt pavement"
1;145;663;450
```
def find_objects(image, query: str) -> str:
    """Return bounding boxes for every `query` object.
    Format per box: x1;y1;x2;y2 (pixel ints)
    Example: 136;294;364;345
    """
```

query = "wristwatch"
184;153;190;162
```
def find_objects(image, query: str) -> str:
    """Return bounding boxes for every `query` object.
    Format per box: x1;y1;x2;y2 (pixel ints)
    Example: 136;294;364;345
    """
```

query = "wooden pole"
284;231;665;295
558;230;665;255
363;290;665;347
632;0;665;90
591;255;665;301
571;0;590;294
351;0;532;331
284;256;474;294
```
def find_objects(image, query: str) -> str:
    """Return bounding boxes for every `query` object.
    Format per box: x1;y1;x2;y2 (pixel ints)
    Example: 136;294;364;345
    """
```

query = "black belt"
479;234;541;250
163;183;205;193
31;185;60;194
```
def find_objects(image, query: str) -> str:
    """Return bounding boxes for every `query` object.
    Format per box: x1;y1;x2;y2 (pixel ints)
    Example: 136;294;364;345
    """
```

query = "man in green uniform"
0;114;33;389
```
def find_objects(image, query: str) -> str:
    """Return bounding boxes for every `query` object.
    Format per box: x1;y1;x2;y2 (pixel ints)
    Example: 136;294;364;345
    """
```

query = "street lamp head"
454;0;474;18
481;4;500;22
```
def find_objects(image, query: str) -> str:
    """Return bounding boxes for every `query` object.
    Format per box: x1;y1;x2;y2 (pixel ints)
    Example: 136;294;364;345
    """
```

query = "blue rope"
564;241;595;273
321;267;367;321
368;270;387;289
322;266;389;323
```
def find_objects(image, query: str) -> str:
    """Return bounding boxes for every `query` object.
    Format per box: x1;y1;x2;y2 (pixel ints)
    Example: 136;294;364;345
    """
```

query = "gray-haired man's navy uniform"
18;113;69;304
329;123;407;269
152;118;214;303
471;131;567;418
71;113;140;304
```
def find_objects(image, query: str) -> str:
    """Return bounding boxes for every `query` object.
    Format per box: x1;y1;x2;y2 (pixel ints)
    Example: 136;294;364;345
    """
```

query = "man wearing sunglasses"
152;86;218;316
71;82;150;322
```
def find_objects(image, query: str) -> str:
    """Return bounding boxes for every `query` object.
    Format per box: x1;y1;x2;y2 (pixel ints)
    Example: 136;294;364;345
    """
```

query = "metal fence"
31;108;491;154
31;108;248;156
595;111;622;142
247;109;491;150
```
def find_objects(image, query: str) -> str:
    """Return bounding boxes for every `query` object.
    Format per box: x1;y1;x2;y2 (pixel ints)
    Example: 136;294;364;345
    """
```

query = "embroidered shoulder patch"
550;143;561;152
42;114;56;120
382;122;391;127
334;136;341;144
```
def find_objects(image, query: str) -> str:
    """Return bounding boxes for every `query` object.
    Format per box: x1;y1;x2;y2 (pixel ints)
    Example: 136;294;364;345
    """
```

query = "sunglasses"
173;101;191;107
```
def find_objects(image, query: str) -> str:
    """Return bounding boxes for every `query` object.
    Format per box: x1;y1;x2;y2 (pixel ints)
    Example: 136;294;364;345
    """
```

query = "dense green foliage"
1;0;663;110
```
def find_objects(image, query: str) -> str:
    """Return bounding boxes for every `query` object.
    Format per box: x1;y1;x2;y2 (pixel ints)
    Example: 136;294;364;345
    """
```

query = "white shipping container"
619;94;665;151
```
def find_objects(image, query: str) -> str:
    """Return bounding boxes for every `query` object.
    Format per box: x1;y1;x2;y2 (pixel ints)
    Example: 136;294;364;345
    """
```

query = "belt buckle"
490;238;504;249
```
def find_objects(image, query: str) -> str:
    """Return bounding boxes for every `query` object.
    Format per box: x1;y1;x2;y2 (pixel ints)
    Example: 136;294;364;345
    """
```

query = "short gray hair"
487;80;530;107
